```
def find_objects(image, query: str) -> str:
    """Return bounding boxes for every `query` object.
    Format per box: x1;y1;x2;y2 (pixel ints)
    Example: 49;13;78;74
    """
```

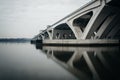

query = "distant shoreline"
0;38;31;43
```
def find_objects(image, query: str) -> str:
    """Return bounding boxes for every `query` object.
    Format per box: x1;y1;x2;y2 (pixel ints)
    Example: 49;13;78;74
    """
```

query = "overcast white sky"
0;0;91;38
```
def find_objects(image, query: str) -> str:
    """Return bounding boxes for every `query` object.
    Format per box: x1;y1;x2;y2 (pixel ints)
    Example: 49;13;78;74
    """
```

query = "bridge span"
31;0;120;46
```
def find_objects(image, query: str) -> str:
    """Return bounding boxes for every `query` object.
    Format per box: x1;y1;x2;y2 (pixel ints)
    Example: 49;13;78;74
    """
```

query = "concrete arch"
43;31;50;39
67;0;106;39
39;31;50;40
53;23;76;39
39;34;44;40
73;11;93;32
47;29;53;40
67;10;94;39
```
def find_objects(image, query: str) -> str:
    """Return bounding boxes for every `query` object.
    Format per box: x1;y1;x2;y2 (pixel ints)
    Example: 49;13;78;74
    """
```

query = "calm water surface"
0;42;78;80
0;42;120;80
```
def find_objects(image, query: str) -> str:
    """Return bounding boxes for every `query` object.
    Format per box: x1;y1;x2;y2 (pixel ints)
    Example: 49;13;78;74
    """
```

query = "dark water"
0;42;120;80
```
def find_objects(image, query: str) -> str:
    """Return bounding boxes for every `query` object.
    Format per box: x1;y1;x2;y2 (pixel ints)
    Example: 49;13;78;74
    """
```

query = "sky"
0;0;91;38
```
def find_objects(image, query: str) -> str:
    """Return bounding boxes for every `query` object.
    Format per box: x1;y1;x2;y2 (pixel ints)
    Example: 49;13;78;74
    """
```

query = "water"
0;42;120;80
0;42;78;80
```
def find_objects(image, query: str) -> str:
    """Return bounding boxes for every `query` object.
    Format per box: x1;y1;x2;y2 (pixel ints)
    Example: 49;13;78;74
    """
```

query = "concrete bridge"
31;0;120;45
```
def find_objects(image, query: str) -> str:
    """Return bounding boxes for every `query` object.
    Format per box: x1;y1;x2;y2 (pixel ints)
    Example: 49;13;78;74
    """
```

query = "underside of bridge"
107;0;120;8
44;32;49;39
66;0;120;39
53;23;76;39
85;6;120;39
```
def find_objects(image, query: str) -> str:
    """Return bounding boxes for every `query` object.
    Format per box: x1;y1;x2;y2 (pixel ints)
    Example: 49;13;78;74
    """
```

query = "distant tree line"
0;38;31;43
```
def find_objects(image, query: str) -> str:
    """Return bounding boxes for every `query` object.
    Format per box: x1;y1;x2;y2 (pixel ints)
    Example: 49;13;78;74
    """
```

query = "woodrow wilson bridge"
31;0;120;46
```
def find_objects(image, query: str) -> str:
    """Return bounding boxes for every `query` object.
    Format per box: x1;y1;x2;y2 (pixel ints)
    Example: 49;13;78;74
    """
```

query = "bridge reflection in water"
35;45;120;80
